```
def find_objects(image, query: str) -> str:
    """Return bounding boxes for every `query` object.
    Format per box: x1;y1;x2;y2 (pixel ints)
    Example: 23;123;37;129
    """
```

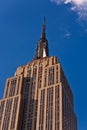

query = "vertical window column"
2;99;13;130
0;101;5;125
4;80;10;98
38;64;43;88
55;86;59;130
56;65;58;83
9;79;17;97
39;90;45;130
10;97;19;129
46;88;53;130
48;67;54;86
44;69;47;87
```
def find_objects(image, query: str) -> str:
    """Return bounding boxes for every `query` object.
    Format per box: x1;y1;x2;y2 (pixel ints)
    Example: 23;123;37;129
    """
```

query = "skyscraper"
0;19;77;130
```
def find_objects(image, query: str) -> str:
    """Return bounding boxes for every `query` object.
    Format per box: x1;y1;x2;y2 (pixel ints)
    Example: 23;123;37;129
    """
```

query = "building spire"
34;17;49;60
42;17;46;39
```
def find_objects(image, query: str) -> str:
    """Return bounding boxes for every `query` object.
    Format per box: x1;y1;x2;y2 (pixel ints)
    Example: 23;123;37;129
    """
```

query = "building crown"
34;17;49;60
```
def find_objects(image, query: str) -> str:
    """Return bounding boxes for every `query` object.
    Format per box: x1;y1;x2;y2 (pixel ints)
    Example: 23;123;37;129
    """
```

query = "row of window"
5;77;21;98
26;65;59;89
38;86;60;130
1;97;19;130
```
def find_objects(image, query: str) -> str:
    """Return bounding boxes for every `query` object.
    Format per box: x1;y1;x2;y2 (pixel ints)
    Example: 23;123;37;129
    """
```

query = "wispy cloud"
50;0;87;21
64;32;71;39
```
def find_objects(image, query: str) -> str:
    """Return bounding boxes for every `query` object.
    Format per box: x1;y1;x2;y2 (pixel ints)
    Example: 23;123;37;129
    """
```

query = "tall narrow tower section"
0;19;77;130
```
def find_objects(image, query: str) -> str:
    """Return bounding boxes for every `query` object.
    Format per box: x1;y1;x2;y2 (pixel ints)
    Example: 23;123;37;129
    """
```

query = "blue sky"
0;0;87;130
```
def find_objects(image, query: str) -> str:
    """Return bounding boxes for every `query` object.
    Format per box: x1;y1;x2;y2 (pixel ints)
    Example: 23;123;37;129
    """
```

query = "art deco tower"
0;19;77;130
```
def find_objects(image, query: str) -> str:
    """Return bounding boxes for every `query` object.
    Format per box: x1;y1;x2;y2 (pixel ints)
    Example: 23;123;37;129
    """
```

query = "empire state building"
0;19;77;130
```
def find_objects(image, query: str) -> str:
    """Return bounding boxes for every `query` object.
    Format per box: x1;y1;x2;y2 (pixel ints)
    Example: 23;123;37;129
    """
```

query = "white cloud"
64;32;71;39
50;0;87;21
65;0;86;5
